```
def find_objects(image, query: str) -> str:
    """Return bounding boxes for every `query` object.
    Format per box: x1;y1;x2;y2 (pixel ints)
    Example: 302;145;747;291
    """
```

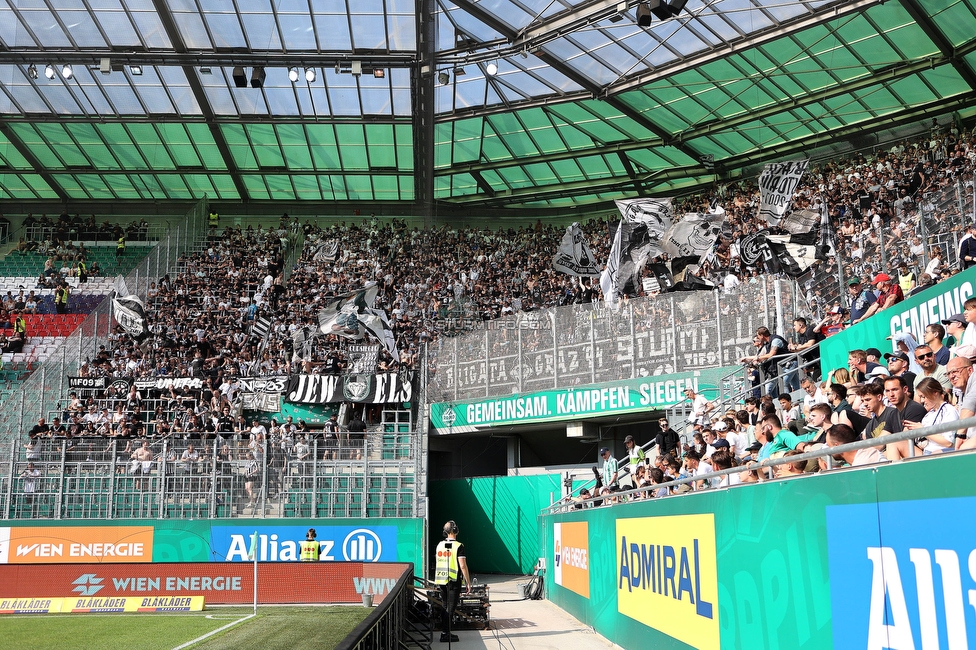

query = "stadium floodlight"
45;64;56;79
486;62;498;76
27;64;37;79
61;64;73;79
438;72;450;86
288;67;300;82
305;67;316;82
130;65;143;76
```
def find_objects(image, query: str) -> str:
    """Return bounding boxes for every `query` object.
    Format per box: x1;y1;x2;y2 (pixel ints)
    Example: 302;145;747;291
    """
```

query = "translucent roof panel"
0;0;973;209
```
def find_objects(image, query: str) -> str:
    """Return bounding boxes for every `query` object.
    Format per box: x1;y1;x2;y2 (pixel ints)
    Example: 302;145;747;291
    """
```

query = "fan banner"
112;294;149;342
660;208;725;258
758;160;809;226
285;372;413;405
552;222;601;277
778;207;820;235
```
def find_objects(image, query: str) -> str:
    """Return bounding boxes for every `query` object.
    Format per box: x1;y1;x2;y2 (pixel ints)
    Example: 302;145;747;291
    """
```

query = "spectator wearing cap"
854;273;904;324
942;314;973;353
623;435;645;478
922;323;950;366
818;306;847;338
884;351;917;396
911;344;951;394
846;277;877;323
865;348;883;365
599;447;618;489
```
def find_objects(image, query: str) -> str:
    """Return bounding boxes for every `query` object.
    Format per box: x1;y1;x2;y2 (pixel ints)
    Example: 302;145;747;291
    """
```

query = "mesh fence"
1;432;420;520
427;277;796;404
0;197;210;452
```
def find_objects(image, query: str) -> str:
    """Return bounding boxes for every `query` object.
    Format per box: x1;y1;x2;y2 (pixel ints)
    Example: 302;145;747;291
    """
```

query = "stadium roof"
0;0;975;217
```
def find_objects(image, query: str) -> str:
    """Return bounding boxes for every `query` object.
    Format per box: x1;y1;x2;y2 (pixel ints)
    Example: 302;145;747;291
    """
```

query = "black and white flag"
317;284;399;360
600;198;674;306
669;255;715;292
778;207;820;235
765;234;820;278
113;293;149;342
313;239;340;263
660;205;726;258
758;160;809;226
250;316;272;341
552;222;601;277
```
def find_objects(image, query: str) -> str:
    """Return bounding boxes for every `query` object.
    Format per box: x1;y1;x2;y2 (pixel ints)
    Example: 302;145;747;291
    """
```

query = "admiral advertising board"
616;515;719;650
0;562;410;605
544;448;976;650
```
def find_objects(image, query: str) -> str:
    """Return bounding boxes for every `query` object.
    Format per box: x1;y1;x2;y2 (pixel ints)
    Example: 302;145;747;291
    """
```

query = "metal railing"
3;430;421;520
545;415;976;514
798;177;975;322
334;564;418;650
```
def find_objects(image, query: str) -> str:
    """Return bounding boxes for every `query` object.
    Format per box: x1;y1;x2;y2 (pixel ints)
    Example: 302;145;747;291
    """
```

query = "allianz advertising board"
210;525;398;563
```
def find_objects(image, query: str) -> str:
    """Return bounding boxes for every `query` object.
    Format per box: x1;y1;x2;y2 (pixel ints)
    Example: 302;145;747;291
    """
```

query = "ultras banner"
285;372;413;404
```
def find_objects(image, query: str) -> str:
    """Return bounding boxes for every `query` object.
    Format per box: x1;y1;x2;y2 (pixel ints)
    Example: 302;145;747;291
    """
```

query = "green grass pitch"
0;605;370;650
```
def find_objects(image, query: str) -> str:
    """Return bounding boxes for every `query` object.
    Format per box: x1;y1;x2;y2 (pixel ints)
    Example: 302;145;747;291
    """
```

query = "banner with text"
429;368;729;433
819;268;976;373
543;443;976;650
0;562;410;605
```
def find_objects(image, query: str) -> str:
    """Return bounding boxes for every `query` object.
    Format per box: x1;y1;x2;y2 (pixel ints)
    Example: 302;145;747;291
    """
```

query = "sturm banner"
758;159;809;226
237;376;289;394
286;372;413;405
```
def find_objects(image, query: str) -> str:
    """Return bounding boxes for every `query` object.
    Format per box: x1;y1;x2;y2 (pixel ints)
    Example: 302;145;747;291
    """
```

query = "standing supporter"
854;273;904;323
623;435;645;484
599;447;618;489
846;278;877;323
817;306;847;338
684;387;714;431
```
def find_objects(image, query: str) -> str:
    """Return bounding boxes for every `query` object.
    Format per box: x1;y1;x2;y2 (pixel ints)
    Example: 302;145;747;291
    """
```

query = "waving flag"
553;222;601;276
758;160;809;226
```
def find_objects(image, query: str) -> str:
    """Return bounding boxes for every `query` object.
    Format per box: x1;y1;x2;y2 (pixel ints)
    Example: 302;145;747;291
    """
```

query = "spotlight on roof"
27;64;37;79
373;68;385;79
305;67;316;82
200;66;212;75
453;66;466;76
61;64;73;79
232;66;247;88
100;58;112;74
438;72;450;86
129;65;143;76
485;62;497;76
250;66;266;88
45;64;55;79
638;0;687;24
351;61;362;76
288;67;300;82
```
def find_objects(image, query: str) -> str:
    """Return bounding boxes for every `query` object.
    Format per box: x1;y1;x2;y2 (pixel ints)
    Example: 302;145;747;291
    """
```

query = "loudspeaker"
648;0;671;21
636;3;653;26
232;66;247;88
250;66;266;88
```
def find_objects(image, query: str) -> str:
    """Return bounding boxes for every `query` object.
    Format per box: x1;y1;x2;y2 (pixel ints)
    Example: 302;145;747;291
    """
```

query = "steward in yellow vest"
300;528;320;561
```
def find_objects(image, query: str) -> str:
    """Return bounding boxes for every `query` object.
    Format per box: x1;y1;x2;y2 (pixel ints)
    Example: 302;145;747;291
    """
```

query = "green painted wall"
543;454;976;650
430;474;561;574
819;267;976;374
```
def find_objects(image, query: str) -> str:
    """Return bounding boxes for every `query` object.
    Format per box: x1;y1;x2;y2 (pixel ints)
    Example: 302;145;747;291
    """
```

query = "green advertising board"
542;454;976;650
819;267;976;374
430;367;734;433
0;518;423;567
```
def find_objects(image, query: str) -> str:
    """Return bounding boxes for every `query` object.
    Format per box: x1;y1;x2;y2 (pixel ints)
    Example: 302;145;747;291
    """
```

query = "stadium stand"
0;124;975;521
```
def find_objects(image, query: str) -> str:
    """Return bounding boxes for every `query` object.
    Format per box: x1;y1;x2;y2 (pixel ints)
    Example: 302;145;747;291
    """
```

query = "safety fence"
2;432;420;521
335;565;425;650
0;197;210;447
427;277;797;404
